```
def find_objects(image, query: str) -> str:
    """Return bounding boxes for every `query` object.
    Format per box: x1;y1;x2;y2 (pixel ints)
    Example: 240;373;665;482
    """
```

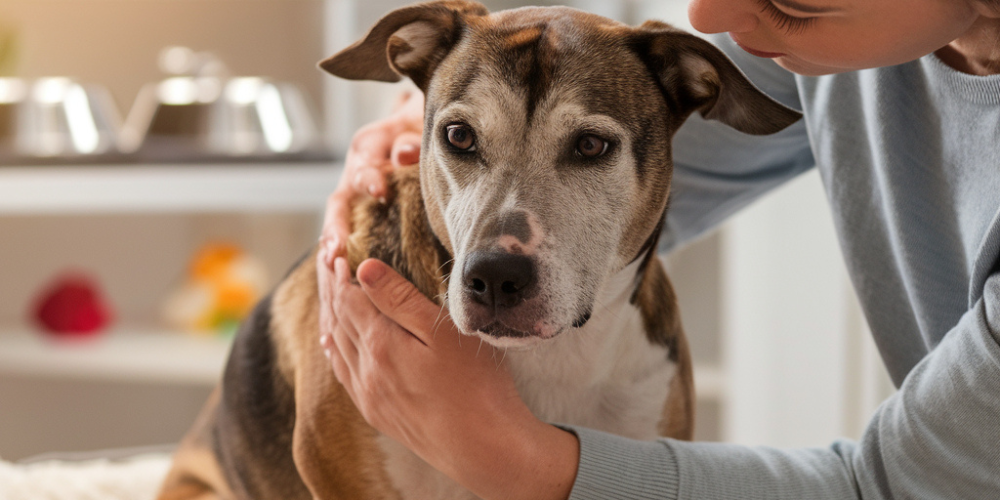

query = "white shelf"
0;162;343;214
0;324;727;396
0;327;231;385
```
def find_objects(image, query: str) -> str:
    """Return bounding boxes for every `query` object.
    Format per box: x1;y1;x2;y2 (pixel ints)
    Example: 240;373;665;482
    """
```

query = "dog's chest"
378;266;675;499
509;302;676;439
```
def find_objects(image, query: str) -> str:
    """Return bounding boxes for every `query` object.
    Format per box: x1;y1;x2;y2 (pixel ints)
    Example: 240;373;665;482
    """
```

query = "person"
316;0;1000;498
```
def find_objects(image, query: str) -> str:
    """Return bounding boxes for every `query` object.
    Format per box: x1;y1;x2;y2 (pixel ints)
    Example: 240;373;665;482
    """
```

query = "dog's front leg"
291;340;402;500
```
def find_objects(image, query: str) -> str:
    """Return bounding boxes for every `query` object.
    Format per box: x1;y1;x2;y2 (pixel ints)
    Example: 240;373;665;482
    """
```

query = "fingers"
322;333;351;391
316;253;338;338
353;167;391;202
320;90;426;266
355;258;448;347
319;189;352;266
332;257;426;354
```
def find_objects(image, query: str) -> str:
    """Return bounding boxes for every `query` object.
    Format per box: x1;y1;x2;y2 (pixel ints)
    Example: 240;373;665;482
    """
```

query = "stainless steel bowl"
121;75;321;161
0;77;121;162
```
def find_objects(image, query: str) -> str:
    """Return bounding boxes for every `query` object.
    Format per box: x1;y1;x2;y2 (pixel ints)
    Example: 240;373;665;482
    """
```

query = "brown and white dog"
156;2;800;499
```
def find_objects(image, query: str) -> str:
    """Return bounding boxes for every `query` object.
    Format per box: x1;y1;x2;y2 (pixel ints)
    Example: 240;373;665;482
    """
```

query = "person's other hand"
316;90;423;392
318;90;424;264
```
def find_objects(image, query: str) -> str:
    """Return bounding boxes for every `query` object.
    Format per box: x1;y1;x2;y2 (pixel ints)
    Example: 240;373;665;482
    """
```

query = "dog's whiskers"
437;258;455;273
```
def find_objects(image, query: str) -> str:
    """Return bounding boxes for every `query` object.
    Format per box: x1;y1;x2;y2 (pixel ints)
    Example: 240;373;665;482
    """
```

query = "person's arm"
568;267;1000;499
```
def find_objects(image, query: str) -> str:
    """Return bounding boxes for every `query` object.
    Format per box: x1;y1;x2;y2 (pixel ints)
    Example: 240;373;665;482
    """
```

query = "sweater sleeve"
566;269;1000;499
659;35;814;252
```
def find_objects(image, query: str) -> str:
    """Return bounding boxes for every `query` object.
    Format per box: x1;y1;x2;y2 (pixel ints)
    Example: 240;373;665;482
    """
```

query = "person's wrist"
445;406;578;500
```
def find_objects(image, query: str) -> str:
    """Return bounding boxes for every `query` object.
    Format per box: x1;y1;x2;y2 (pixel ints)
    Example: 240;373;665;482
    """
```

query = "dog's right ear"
319;0;488;90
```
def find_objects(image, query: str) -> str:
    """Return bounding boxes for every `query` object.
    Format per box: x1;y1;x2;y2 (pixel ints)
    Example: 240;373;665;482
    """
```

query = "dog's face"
322;1;799;348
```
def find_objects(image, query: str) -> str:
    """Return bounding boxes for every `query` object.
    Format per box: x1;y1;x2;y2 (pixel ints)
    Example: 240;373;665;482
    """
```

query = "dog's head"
322;1;800;348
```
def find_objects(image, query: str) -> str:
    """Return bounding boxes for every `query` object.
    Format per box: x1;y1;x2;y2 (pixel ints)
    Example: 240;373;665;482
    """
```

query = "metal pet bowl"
121;75;321;162
0;77;121;162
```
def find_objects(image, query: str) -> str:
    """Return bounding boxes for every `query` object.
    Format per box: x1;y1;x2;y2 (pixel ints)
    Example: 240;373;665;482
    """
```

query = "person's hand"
318;89;424;264
320;257;579;500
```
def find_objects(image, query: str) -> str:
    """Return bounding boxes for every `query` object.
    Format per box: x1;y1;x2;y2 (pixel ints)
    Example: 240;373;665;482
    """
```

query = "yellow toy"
163;242;268;336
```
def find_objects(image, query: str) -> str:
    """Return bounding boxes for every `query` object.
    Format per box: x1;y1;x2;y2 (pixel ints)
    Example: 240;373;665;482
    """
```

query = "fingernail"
399;144;418;156
324;349;332;360
377;196;387;205
360;260;385;285
320;334;331;348
368;184;379;197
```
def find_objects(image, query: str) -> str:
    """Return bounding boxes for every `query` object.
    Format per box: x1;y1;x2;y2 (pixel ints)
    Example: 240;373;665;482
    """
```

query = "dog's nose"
463;251;536;308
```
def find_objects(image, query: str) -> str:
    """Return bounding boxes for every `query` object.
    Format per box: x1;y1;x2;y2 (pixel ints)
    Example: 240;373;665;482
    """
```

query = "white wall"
720;170;895;447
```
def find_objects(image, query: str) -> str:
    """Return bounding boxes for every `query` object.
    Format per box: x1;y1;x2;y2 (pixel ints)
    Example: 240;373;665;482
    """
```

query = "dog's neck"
598;256;648;315
505;256;672;437
506;255;651;383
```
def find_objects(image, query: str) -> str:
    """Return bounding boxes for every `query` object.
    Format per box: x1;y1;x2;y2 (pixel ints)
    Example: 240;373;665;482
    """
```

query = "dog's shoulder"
632;256;683;358
631;256;695;440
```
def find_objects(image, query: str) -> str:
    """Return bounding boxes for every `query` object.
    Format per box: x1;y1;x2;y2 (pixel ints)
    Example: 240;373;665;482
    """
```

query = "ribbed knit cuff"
557;425;679;500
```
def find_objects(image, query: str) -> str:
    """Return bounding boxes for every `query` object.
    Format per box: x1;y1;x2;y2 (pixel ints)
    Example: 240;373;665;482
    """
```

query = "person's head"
687;0;1000;75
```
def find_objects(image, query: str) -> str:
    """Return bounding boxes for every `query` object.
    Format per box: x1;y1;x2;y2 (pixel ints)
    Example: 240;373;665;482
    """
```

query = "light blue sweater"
567;35;1000;499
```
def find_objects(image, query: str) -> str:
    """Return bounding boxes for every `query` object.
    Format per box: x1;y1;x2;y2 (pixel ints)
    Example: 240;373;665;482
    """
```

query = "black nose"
463;251;536;308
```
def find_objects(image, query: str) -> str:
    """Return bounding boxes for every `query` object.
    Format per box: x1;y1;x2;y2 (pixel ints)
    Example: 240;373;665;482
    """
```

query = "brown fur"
157;389;232;500
634;256;695;441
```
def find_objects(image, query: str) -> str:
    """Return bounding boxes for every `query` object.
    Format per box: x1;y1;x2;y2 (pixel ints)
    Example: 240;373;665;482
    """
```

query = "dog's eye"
446;124;476;151
576;134;609;158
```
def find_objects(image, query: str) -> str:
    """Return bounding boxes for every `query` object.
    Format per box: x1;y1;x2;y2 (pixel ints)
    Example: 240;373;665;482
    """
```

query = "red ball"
32;274;113;337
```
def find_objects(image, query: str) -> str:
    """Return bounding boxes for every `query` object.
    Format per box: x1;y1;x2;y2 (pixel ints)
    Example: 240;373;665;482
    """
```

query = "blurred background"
0;0;893;462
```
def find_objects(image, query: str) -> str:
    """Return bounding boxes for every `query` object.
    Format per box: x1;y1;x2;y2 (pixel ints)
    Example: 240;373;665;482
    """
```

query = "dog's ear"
631;21;801;135
319;0;489;90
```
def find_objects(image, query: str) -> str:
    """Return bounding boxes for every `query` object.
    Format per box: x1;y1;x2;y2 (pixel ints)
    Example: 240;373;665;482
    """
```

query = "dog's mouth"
471;321;567;349
478;322;532;339
458;290;595;346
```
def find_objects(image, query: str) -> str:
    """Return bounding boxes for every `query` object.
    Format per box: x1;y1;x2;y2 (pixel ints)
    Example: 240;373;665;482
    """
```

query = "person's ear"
631;20;801;135
318;0;489;90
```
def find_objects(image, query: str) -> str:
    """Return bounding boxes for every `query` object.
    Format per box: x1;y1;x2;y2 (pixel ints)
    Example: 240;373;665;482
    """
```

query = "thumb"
356;258;448;345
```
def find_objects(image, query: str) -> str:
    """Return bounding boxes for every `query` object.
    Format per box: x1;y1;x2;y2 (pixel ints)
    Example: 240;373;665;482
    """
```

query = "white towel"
0;453;171;500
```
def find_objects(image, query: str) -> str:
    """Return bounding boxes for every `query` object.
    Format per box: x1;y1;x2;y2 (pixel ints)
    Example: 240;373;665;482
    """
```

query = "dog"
156;1;800;499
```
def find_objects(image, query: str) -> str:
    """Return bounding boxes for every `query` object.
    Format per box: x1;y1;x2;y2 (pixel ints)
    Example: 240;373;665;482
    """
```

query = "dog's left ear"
631;21;801;135
319;0;489;90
